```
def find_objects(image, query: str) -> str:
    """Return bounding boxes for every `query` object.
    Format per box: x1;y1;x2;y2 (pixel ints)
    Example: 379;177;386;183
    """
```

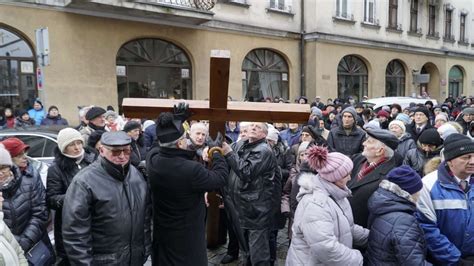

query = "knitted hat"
0;144;13;166
435;113;448;123
387;165;423;195
57;128;83;153
302;126;318;140
377;110;390;119
307;146;353;182
266;127;279;142
155;112;185;143
414;107;431;119
396;113;410;125
48;105;58;112
1;138;29;157
298;141;311;155
443;133;474;161
389;120;406;134
363;120;380;130
310;107;323;119
123;121;141;133
341;106;357;119
418;128;443;146
437;124;459;141
85;107;106;121
34;99;43;108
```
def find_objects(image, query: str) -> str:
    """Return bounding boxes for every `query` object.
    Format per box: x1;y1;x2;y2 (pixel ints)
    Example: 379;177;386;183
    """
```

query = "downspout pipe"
299;0;305;97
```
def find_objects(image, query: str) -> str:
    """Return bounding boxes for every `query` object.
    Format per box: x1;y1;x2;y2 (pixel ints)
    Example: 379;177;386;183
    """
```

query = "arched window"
0;27;36;112
385;60;405;96
242;49;289;102
337;55;368;102
116;38;192;111
448;66;463;98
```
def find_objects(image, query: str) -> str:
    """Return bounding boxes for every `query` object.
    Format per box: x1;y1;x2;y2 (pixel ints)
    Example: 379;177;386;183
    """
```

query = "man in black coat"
348;128;402;228
62;131;151;265
406;107;434;142
147;111;229;266
327;106;365;156
222;122;278;265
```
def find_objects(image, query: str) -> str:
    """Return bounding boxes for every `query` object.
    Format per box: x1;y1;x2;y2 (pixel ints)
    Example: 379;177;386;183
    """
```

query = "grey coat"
286;173;369;265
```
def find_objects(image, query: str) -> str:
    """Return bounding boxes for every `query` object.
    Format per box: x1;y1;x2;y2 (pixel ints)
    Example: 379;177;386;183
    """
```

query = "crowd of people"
0;94;473;265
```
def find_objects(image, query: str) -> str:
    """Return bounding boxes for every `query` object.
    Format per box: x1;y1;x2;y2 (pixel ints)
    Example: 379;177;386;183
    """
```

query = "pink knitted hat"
307;146;353;182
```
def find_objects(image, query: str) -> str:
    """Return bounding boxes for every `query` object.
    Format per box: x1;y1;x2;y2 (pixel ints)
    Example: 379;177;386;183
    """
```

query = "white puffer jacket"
286;173;369;266
0;211;27;266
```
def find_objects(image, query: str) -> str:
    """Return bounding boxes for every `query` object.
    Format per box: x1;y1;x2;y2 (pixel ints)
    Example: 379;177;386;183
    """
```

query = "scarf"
357;157;387;181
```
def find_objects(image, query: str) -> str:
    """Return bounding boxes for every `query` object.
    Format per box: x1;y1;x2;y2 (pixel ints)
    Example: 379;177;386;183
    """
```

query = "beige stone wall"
0;4;300;124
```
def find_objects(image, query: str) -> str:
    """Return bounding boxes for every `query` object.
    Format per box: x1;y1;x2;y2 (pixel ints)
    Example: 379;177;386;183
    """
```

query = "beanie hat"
377;110;390;119
387;165;423;195
0;144;13;166
298;141;311;155
310;107;323;119
414;107;431;119
363;120;380;130
48;105;58;112
57;128;83;153
302;126;318;140
88;130;106;148
123;121;141;133
104;110;118;120
85;107;106;121
1;137;29;157
143;120;155;131
443;133;474;161
155;112;185;143
389;120;406;134
34;99;43;108
396;113;410;125
437;124;459;141
307;146;353;182
418;128;443;146
266;127;279;142
435;113;448;123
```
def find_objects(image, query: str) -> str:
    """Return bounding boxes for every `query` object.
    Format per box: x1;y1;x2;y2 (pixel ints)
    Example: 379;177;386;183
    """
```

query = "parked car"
362;97;438;112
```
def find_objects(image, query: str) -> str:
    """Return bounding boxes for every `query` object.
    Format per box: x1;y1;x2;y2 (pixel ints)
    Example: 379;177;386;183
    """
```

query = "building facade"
0;0;473;122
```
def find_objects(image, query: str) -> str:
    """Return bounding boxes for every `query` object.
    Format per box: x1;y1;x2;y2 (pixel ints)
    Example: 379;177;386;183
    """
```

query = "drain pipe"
299;0;305;97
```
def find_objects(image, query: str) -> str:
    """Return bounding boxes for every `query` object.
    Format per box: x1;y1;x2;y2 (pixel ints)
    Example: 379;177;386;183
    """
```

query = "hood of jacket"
368;180;416;221
296;172;351;202
399;133;413;142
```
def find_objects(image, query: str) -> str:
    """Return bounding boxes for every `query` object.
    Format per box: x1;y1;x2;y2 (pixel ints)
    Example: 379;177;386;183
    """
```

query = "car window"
44;138;57;158
16;135;46;158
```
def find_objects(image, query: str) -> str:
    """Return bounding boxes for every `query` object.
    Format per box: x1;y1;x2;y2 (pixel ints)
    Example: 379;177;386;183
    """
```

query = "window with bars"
428;5;436;36
364;0;375;23
410;0;418;32
460;14;466;43
444;9;452;40
388;0;398;29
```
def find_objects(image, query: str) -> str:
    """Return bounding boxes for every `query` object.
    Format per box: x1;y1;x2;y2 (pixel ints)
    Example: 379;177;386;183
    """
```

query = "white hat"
266;127;279;142
389;120;406;134
0;144;12;166
57;128;83;153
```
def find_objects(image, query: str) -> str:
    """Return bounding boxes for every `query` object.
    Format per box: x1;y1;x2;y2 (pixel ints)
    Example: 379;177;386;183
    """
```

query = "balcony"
31;0;216;25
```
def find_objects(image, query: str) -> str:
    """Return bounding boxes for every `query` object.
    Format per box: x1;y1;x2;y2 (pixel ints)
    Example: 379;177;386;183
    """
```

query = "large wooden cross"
122;50;309;247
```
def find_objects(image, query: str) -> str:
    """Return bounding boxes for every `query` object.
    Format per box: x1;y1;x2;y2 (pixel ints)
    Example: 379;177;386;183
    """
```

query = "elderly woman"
46;128;95;265
1;137;53;264
286;146;369;265
389;120;416;156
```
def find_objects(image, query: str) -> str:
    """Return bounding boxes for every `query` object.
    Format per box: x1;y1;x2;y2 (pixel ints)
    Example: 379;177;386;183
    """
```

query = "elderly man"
147;110;229;266
406;107;433;142
327;106;365;156
222;122;278;265
455;107;474;135
62;131;151;265
417;133;474;265
348;128;401;228
79;106;106;143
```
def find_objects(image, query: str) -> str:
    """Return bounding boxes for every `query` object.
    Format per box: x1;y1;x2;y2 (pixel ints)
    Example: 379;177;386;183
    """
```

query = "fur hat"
57;128;83;153
306;146;353;182
0;144;13;166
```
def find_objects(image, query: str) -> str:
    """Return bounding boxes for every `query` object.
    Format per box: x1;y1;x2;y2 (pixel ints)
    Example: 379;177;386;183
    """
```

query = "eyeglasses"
102;146;131;156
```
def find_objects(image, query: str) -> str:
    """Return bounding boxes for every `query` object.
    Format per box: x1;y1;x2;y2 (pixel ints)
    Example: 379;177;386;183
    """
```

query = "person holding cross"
222;122;279;265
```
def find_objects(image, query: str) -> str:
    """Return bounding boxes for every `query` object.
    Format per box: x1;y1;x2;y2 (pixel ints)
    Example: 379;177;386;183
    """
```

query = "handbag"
26;240;53;266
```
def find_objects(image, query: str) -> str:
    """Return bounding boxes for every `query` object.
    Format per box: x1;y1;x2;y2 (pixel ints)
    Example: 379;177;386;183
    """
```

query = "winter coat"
225;138;278;230
417;163;474;265
0;165;51;254
272;141;292;184
455;114;469;135
143;124;156;150
403;145;441;176
348;153;402;228
130;137;147;170
286;173;369;265
225;123;240;143
27;108;45;126
40;114;68;126
62;158;151;265
5;116;15;128
14;117;35;128
46;148;96;259
147;146;229;266
327;125;365;156
406;122;434;142
365;180;426;265
0;211;28;266
280;128;302;147
396;133;416;156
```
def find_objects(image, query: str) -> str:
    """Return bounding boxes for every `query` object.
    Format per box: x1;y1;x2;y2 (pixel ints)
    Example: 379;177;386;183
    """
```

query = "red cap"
1;137;30;157
377;110;390;119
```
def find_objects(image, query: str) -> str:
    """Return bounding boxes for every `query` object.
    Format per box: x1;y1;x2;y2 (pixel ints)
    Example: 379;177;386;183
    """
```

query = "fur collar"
379;179;416;203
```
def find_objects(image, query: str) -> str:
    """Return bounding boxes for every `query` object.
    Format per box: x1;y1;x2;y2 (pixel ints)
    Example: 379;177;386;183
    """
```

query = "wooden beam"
122;98;310;123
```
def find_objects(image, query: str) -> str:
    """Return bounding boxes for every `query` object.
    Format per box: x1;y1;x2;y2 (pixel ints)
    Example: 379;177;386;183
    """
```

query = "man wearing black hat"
403;128;443;176
79;106;107;144
417;133;474;265
62;131;151;265
406;107;433;142
146;107;229;266
348;128;402;228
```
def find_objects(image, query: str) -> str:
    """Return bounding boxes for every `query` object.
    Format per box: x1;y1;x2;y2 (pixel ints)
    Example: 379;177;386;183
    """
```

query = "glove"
173;102;192;121
206;132;224;149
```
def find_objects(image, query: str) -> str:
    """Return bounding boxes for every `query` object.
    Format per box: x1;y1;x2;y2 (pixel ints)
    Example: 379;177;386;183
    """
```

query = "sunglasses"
102;146;131;156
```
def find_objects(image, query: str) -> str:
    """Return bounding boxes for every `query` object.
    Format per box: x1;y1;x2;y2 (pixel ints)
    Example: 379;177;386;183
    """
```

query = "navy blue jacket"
365;181;426;265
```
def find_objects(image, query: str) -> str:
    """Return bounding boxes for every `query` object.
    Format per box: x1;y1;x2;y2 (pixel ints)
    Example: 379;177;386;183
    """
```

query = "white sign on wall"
116;65;126;76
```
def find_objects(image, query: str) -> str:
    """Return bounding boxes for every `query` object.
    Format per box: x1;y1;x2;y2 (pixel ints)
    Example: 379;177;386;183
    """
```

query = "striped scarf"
357;157;387;181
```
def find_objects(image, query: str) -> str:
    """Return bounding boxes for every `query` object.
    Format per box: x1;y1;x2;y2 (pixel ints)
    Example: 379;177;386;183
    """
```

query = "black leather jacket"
62;157;151;265
225;138;278;229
